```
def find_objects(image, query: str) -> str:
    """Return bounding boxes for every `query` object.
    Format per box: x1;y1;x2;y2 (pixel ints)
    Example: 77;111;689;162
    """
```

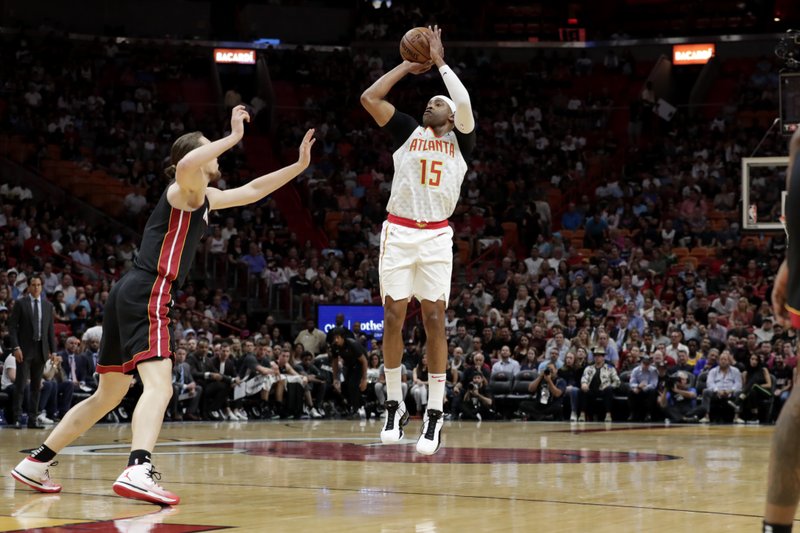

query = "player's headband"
433;95;456;114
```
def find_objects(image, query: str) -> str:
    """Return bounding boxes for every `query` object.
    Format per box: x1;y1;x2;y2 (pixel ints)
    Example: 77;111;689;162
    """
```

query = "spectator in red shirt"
22;227;54;267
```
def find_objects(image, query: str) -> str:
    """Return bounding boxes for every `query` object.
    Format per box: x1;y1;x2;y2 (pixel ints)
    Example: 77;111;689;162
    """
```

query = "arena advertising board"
318;304;384;339
214;48;256;64
673;43;715;65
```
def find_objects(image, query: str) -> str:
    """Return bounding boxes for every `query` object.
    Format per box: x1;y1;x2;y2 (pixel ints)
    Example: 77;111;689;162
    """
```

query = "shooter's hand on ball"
404;60;433;75
427;25;445;67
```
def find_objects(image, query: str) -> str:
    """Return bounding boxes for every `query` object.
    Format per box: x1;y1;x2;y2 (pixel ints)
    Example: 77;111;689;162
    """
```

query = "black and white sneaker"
416;409;444;455
380;400;409;444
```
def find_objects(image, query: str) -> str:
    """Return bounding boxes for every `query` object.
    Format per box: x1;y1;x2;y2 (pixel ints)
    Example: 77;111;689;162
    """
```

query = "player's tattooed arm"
361;61;432;127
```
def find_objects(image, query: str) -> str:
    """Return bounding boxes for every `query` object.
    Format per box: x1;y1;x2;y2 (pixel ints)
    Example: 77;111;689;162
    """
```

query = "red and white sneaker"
112;463;180;505
11;457;62;493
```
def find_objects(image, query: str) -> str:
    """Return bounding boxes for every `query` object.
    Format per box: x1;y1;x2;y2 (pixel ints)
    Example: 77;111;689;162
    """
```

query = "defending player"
765;127;800;532
360;26;475;455
11;106;315;505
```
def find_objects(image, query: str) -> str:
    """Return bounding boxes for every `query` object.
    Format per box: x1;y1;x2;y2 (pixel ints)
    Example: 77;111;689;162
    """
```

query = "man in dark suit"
186;340;225;420
8;275;57;428
609;315;629;349
76;337;99;392
168;347;202;421
58;336;82;388
204;342;240;420
59;335;95;407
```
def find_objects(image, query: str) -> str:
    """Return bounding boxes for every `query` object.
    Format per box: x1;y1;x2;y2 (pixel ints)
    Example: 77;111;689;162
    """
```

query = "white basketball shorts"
378;220;453;304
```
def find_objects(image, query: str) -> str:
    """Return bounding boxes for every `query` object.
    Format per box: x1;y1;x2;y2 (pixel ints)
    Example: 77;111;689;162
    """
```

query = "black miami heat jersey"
134;188;209;288
97;188;209;374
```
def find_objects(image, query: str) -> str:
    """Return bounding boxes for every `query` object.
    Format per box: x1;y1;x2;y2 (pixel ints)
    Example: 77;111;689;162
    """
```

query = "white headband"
433;95;456;114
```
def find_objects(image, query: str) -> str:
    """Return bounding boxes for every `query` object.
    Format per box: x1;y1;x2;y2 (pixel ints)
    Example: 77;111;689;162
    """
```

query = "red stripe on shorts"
128;208;190;370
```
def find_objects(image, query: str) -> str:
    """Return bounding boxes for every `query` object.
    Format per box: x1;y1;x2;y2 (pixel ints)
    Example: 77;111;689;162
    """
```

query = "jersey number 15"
420;159;442;187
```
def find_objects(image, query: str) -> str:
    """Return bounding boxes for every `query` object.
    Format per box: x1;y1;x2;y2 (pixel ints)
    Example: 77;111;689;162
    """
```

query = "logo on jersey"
408;138;455;157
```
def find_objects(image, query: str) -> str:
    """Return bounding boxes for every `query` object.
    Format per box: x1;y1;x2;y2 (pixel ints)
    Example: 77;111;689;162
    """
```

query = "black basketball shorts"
97;269;175;375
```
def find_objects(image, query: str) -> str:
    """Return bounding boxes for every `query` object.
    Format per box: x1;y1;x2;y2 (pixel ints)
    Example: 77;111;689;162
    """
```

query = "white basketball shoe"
380;400;410;444
113;463;180;505
416;409;444;455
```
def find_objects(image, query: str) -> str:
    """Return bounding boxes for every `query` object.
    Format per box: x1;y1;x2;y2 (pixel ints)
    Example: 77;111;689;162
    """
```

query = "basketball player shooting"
11;105;315;505
765;128;800;532
360;25;475;455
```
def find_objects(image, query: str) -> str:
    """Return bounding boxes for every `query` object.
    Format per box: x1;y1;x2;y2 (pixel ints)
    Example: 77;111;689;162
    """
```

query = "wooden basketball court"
0;420;786;532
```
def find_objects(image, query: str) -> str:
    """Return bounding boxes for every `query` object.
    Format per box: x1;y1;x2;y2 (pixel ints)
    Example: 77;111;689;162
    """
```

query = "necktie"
70;354;77;382
179;365;185;385
33;298;41;341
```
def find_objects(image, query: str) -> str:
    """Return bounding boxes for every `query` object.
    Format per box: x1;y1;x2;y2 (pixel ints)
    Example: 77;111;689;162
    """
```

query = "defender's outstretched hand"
230;105;251;139
428;25;445;66
297;129;316;169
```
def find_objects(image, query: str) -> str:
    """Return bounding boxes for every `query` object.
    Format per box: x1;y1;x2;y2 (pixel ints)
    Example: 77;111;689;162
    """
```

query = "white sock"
427;373;446;412
385;366;403;403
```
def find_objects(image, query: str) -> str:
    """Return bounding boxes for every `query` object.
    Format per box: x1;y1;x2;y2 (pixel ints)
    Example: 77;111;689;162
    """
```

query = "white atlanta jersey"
385;115;471;223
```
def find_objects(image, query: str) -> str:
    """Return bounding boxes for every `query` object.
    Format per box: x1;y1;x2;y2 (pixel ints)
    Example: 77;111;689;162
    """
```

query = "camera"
470;383;479;391
543;368;552;376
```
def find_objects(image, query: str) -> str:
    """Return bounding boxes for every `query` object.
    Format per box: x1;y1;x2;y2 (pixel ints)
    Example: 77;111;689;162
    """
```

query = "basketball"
400;27;431;63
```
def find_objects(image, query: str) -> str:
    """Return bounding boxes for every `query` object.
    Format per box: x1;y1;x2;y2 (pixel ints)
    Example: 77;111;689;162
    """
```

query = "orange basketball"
400;27;431;63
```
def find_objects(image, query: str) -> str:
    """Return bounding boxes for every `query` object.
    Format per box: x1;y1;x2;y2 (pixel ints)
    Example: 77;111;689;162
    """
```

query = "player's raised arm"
360;60;433;126
206;129;316;211
175;105;250;193
428;25;475;134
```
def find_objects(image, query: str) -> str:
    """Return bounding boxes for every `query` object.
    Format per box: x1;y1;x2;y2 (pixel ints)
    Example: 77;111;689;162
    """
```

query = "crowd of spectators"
0;27;796;425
